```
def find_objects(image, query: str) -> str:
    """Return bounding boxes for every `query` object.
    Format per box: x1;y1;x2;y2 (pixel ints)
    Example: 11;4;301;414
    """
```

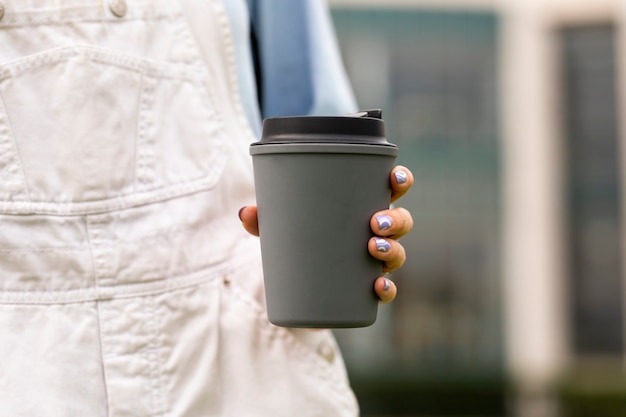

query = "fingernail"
376;215;393;231
375;238;391;252
383;279;391;292
238;206;246;221
394;170;408;185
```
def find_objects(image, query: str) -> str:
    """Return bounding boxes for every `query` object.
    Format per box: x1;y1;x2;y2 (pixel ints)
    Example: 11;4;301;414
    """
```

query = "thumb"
238;206;260;236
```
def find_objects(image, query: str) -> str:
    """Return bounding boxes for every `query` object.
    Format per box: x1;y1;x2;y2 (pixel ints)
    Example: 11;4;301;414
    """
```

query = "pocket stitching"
0;44;230;214
0;90;29;202
0;44;209;82
224;281;357;409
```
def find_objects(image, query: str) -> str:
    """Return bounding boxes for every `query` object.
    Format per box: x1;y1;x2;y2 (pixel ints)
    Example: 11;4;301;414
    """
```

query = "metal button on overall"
109;0;127;18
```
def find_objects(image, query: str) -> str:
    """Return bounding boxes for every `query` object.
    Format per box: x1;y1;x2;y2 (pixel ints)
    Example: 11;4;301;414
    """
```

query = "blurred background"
326;0;626;416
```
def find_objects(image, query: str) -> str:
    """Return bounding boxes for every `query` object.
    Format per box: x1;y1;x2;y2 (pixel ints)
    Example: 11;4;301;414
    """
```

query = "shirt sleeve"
247;0;358;119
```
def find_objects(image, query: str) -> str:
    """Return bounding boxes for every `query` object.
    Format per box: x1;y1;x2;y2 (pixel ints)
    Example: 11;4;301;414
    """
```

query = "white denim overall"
0;1;358;415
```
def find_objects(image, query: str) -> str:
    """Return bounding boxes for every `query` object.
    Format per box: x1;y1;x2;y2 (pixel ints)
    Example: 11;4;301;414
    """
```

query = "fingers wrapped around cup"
374;276;397;304
390;166;414;203
370;207;413;239
368;236;407;273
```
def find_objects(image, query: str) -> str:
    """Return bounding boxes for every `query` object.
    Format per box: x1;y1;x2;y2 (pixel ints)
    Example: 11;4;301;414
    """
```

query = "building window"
331;9;504;414
561;25;623;356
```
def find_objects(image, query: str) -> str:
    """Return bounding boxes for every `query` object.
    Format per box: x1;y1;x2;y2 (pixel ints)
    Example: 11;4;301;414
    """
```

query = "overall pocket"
0;44;229;215
217;256;360;416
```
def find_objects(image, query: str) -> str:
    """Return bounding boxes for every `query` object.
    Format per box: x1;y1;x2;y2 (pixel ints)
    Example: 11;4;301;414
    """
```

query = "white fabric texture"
0;0;359;415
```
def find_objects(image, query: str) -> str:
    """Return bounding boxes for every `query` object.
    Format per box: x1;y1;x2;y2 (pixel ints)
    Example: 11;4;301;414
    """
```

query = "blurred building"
327;0;626;416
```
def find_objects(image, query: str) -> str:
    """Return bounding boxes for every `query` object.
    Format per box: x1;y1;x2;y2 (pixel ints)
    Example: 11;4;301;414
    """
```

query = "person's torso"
0;2;359;415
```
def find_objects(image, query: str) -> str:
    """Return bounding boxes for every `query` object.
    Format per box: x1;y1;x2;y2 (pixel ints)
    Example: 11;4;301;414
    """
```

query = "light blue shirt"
222;0;358;137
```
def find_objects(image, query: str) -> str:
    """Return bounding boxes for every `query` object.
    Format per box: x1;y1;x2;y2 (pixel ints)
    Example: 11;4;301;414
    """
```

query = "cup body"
250;114;398;328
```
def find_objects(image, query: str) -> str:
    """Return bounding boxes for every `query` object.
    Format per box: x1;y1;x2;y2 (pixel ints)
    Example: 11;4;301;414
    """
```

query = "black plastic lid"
252;109;396;147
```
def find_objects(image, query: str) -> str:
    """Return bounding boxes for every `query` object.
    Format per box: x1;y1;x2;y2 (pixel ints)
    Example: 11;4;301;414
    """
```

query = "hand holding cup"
247;111;409;328
239;165;414;304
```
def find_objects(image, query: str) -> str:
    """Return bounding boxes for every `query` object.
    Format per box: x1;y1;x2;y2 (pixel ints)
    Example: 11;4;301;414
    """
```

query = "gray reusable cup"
249;110;399;328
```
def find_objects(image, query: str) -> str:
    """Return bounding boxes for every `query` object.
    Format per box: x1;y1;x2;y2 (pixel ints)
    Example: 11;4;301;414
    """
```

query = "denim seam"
0;89;29;201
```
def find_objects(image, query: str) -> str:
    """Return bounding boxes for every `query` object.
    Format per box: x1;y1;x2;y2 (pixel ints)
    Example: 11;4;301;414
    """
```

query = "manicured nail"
376;215;393;231
383;279;391;292
394;170;408;185
238;206;246;221
375;238;391;253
